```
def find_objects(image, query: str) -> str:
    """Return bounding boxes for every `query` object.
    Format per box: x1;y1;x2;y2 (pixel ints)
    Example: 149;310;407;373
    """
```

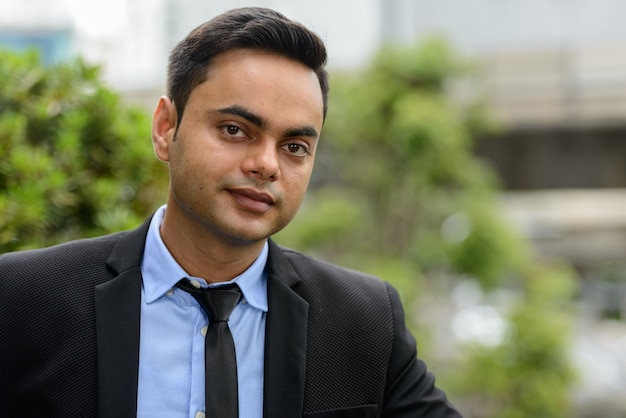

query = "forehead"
190;49;324;128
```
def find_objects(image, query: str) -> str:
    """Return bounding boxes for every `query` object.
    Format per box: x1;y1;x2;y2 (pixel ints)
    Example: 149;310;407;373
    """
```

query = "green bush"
0;49;166;253
452;262;576;417
282;38;522;288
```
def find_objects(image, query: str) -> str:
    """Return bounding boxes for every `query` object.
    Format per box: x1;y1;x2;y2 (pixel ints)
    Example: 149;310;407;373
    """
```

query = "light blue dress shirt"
137;205;268;418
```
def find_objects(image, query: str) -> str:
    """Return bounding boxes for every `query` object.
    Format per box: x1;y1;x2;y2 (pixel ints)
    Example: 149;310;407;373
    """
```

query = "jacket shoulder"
276;246;399;412
275;246;462;417
0;231;132;417
280;246;390;293
0;232;127;279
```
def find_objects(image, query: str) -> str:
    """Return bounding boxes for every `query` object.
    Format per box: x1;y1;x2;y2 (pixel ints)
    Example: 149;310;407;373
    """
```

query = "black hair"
167;7;329;125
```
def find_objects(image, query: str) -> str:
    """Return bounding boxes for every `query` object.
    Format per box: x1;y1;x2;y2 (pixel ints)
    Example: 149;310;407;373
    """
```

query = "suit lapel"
263;241;309;417
95;220;150;418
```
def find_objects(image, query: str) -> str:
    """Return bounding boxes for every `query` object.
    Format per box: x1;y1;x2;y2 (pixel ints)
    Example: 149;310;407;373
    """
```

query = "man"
0;7;462;418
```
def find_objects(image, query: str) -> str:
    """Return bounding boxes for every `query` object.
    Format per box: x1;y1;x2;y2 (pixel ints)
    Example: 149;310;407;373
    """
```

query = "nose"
243;139;280;181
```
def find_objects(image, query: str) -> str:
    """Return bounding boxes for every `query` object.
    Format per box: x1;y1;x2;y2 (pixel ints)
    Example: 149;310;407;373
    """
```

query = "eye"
220;124;247;138
282;143;310;157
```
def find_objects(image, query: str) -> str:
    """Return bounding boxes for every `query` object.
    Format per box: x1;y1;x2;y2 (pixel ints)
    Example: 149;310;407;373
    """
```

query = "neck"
159;206;266;283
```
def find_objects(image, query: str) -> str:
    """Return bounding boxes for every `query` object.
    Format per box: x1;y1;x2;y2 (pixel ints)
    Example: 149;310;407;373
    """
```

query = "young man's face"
153;49;324;245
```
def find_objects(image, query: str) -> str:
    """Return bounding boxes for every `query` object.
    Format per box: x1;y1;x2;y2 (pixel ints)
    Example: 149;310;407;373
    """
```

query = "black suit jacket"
0;218;461;417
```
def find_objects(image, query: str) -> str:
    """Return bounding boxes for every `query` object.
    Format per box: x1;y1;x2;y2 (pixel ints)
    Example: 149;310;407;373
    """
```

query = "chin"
214;214;290;245
218;225;274;246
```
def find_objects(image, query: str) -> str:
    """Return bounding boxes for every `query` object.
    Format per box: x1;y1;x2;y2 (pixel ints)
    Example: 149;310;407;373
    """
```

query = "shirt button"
195;412;205;418
200;326;208;337
165;289;174;296
190;280;202;289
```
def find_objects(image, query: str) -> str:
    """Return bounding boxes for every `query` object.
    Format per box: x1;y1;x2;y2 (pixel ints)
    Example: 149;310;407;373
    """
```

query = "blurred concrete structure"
376;1;626;278
1;0;379;96
500;189;626;268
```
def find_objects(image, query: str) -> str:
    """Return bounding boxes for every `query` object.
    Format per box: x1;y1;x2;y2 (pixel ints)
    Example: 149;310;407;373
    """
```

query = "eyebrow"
217;105;265;129
216;105;319;139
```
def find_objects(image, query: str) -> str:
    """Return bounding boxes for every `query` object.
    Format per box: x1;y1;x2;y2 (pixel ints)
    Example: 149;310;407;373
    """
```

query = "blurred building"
379;0;626;279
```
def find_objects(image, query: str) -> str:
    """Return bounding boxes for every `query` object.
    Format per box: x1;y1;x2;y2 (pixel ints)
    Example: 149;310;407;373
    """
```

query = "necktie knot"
176;279;241;323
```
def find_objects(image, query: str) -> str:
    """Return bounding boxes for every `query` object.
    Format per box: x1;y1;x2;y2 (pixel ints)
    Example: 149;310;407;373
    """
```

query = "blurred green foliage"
451;262;577;417
0;49;166;253
282;38;525;287
277;38;577;417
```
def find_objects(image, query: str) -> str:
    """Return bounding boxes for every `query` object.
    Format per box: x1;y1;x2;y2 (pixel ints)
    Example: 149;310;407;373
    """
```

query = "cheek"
176;140;230;174
284;172;312;202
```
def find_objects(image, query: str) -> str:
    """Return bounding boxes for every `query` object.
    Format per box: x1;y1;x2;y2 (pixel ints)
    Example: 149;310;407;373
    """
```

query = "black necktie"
176;279;241;418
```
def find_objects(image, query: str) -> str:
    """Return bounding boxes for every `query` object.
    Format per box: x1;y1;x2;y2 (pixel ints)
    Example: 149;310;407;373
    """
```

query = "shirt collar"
141;205;268;312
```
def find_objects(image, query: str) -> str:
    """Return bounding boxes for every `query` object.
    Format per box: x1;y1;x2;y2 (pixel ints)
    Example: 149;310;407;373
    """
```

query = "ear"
152;96;178;162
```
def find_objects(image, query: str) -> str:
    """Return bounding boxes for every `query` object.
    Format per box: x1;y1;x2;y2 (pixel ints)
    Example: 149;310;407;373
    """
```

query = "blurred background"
3;0;626;416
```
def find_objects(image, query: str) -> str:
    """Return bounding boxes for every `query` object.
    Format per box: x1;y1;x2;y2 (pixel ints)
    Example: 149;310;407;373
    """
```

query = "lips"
228;188;275;213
